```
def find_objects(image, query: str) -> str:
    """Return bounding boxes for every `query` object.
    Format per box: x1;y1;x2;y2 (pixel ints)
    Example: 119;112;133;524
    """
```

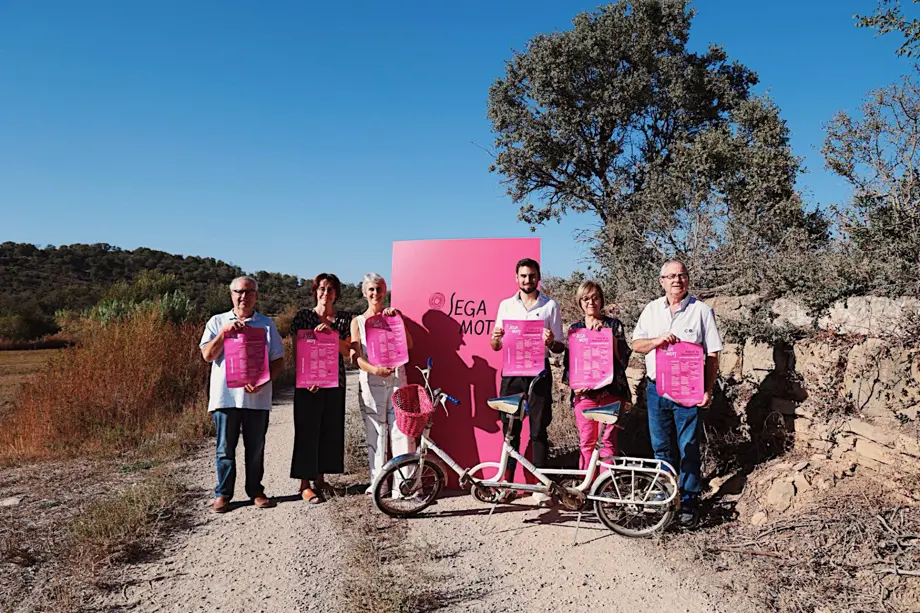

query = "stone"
793;461;809;471
771;297;813;329
792;473;811;493
844;418;920;459
766;479;796;512
818;296;920;337
842;339;918;422
751;511;769;526
853;438;900;466
810;453;826;462
742;340;775;384
793;341;843;388
814;477;832;491
0;496;21;507
718;343;744;379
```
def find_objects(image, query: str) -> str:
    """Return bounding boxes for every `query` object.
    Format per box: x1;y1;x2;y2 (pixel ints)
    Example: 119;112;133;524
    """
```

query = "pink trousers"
573;393;620;470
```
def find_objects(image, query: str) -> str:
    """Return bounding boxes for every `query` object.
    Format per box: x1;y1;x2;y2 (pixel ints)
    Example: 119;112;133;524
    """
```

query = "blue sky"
0;1;910;284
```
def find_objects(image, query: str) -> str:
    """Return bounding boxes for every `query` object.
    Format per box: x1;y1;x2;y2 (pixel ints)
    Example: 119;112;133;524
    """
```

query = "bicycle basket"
391;384;435;438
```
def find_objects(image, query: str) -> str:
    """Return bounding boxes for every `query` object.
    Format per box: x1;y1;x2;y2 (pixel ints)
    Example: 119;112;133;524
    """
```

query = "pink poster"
655;341;705;405
364;314;409;368
224;326;270;389
296;329;339;388
391;238;540;485
501;319;545;377
567;327;614;389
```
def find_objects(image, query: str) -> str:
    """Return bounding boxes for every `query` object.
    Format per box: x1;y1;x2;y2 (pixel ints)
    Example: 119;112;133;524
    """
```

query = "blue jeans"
646;381;701;507
212;408;270;500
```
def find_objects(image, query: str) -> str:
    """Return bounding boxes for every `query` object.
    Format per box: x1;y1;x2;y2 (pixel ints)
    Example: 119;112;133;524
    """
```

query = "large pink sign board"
391;238;540;485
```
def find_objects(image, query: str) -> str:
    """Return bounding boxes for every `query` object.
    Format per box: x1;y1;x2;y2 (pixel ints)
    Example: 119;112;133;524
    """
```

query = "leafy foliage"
823;73;920;296
856;0;920;58
487;0;827;302
0;242;365;340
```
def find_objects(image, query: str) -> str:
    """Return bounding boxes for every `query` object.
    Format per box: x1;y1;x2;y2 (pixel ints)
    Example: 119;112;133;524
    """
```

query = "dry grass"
0;310;211;465
69;471;186;576
0;459;191;613
325;495;445;613
691;479;920;613
0;349;59;414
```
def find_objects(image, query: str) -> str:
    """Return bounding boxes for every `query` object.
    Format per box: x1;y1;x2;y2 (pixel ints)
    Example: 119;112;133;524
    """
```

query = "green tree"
486;0;825;300
856;0;920;58
823;74;920;294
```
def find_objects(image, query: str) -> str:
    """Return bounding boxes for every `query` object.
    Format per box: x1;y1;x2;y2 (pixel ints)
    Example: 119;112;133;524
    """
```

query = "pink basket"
391;384;435;438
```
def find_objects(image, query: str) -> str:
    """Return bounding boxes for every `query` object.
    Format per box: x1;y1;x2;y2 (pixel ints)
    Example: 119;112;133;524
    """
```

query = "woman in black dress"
290;273;353;503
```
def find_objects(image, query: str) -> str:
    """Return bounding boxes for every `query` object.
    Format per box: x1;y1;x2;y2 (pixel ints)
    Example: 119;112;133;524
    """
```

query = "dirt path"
95;373;755;612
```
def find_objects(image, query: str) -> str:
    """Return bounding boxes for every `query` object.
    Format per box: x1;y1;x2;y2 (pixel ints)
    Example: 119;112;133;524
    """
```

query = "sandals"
300;488;325;504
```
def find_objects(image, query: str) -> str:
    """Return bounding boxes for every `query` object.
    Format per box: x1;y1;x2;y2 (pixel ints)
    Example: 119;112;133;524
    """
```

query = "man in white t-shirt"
199;276;285;513
490;258;564;506
632;260;723;528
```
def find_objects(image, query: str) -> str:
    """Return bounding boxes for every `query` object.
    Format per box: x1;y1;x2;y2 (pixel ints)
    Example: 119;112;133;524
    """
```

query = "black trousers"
499;359;553;478
290;387;345;480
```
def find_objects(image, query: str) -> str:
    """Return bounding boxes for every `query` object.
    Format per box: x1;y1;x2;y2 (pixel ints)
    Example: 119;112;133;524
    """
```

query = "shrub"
0;309;210;464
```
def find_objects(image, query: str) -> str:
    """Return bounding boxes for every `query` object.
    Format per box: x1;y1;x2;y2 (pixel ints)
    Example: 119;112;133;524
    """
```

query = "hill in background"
0;242;365;340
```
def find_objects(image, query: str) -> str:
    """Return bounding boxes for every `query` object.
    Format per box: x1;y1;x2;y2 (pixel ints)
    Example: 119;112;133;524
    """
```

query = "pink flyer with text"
567;327;614;389
655;341;705;405
224;326;270;389
502;319;544;377
364;314;409;368
296;329;339;388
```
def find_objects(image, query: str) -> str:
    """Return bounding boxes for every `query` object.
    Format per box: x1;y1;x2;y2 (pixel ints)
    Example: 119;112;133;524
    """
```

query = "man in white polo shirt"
632;259;723;528
200;275;285;513
490;258;564;506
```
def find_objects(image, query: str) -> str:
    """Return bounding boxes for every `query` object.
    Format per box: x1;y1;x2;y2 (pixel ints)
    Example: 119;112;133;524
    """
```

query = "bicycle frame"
395;359;679;509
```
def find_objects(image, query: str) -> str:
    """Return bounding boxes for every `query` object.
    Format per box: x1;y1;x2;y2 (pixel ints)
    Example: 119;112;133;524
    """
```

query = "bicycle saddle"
582;401;622;424
487;394;527;415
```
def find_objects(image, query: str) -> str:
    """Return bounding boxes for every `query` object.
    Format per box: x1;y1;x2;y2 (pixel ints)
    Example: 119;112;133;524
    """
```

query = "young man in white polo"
631;259;723;528
490;258;564;506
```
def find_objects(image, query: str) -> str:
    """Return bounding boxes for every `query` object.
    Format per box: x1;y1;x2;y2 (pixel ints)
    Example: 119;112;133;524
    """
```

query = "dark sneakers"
677;498;699;528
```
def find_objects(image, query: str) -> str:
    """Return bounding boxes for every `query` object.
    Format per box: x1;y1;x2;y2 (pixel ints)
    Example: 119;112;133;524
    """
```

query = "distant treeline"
0;242;365;340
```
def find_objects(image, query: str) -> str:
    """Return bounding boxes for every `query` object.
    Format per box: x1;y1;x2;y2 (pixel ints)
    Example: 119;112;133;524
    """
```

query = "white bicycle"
371;359;679;538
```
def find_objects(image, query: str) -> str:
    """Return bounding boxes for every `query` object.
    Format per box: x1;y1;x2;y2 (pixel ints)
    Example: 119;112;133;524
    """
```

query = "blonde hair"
575;280;604;310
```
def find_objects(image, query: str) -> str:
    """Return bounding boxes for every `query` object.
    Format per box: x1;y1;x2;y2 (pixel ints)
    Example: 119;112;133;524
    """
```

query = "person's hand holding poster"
655;341;705;405
224;326;270;389
296;329;339;388
502;319;544;377
567;327;614;389
364;314;409;368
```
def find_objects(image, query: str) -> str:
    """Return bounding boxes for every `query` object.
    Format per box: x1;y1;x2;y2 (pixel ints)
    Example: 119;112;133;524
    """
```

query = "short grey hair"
361;272;387;294
229;275;258;291
659;259;688;277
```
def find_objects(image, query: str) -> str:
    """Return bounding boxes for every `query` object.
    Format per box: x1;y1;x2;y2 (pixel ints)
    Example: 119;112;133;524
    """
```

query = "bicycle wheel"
372;455;445;518
593;472;675;537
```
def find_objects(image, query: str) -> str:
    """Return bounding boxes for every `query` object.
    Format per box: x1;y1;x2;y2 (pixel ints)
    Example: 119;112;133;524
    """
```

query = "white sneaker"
530;492;553;507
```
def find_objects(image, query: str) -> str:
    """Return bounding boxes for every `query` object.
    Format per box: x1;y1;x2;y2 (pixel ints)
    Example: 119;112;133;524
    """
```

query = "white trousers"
359;376;416;494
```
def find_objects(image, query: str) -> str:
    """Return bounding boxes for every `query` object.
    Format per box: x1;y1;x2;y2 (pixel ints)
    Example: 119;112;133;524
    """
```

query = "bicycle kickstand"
481;500;500;536
572;511;583;547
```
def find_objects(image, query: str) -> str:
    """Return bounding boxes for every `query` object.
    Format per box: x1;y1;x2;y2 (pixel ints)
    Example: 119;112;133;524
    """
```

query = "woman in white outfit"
350;272;416;494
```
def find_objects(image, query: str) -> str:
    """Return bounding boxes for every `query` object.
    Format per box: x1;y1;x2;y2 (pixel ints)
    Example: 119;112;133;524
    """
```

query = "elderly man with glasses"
631;259;723;528
200;276;285;513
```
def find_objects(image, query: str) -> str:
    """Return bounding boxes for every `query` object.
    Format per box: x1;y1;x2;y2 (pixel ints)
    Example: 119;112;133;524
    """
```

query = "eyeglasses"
231;289;257;296
660;273;688;281
581;295;601;303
